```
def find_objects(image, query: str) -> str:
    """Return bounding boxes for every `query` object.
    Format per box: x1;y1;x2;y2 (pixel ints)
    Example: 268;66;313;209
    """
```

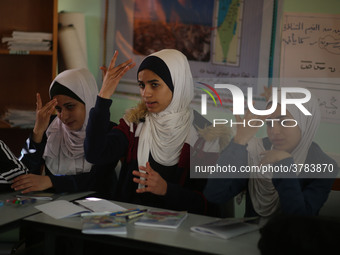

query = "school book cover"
82;215;127;235
134;210;188;229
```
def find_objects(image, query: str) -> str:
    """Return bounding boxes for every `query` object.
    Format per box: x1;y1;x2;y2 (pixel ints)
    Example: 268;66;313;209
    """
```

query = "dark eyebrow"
147;79;160;83
138;79;160;83
63;102;76;107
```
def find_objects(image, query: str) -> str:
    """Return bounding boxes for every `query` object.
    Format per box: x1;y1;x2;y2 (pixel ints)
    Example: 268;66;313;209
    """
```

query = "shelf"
0;49;53;56
0;0;58;151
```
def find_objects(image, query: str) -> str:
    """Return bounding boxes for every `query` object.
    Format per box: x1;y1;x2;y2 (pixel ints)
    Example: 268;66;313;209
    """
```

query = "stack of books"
1;31;52;51
3;109;36;128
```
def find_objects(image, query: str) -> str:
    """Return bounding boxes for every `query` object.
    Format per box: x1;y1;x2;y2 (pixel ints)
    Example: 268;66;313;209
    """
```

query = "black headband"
137;55;174;93
50;81;84;104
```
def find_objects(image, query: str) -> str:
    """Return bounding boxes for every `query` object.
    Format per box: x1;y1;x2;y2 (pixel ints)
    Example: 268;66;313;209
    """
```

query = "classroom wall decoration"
280;12;340;122
133;0;214;62
110;0;274;96
211;0;244;66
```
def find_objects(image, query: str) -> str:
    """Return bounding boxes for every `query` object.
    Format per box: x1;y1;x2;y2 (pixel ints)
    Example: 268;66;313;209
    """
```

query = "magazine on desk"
190;217;260;240
134;210;188;229
82;215;127;235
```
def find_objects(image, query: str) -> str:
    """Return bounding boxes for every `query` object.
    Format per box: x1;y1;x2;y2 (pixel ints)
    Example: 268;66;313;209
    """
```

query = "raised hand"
32;93;57;143
233;111;269;145
98;50;136;99
132;162;168;196
100;65;107;80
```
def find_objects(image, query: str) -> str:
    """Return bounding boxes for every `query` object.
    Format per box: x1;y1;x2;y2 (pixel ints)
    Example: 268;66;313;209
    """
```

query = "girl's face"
138;69;173;113
53;95;85;131
267;105;301;153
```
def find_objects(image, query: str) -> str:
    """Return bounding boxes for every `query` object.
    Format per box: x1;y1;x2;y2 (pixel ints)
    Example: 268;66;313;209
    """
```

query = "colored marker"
110;208;140;216
125;209;147;220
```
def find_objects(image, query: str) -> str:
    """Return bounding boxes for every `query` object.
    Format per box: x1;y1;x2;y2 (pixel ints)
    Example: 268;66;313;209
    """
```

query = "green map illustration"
213;0;243;65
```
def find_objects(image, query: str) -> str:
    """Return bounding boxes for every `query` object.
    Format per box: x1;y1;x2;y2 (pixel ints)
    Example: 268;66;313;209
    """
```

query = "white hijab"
137;49;194;172
248;91;321;216
43;68;98;175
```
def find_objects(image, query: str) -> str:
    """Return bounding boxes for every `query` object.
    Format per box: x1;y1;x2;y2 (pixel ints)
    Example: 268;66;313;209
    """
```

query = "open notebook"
35;198;126;219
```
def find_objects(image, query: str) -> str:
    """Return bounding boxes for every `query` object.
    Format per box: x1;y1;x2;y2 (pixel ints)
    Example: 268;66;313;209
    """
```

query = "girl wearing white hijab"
13;68;118;196
85;50;227;215
204;91;338;217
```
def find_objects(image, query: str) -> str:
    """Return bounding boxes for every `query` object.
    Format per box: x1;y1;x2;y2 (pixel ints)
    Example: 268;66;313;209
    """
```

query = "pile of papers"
1;31;52;51
3;109;36;128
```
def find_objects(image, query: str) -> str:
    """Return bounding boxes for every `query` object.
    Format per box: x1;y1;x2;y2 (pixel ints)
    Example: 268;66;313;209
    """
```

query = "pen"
110;208;140;216
125;209;147;220
9;198;37;205
81;211;111;217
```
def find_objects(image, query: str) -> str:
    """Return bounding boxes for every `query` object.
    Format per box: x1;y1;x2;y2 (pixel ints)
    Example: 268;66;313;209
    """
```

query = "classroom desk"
22;201;261;255
0;191;94;233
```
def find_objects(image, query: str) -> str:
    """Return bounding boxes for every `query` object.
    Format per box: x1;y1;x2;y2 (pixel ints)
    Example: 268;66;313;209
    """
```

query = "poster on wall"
211;0;243;66
109;0;273;111
133;0;214;62
280;12;340;123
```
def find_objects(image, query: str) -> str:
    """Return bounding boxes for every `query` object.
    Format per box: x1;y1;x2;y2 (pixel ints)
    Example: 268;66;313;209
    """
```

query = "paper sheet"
74;198;126;213
35;200;90;219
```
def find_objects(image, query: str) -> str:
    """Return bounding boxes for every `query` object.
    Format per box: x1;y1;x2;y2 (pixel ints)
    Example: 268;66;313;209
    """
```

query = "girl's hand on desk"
33;93;57;143
11;174;53;194
133;162;167;196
